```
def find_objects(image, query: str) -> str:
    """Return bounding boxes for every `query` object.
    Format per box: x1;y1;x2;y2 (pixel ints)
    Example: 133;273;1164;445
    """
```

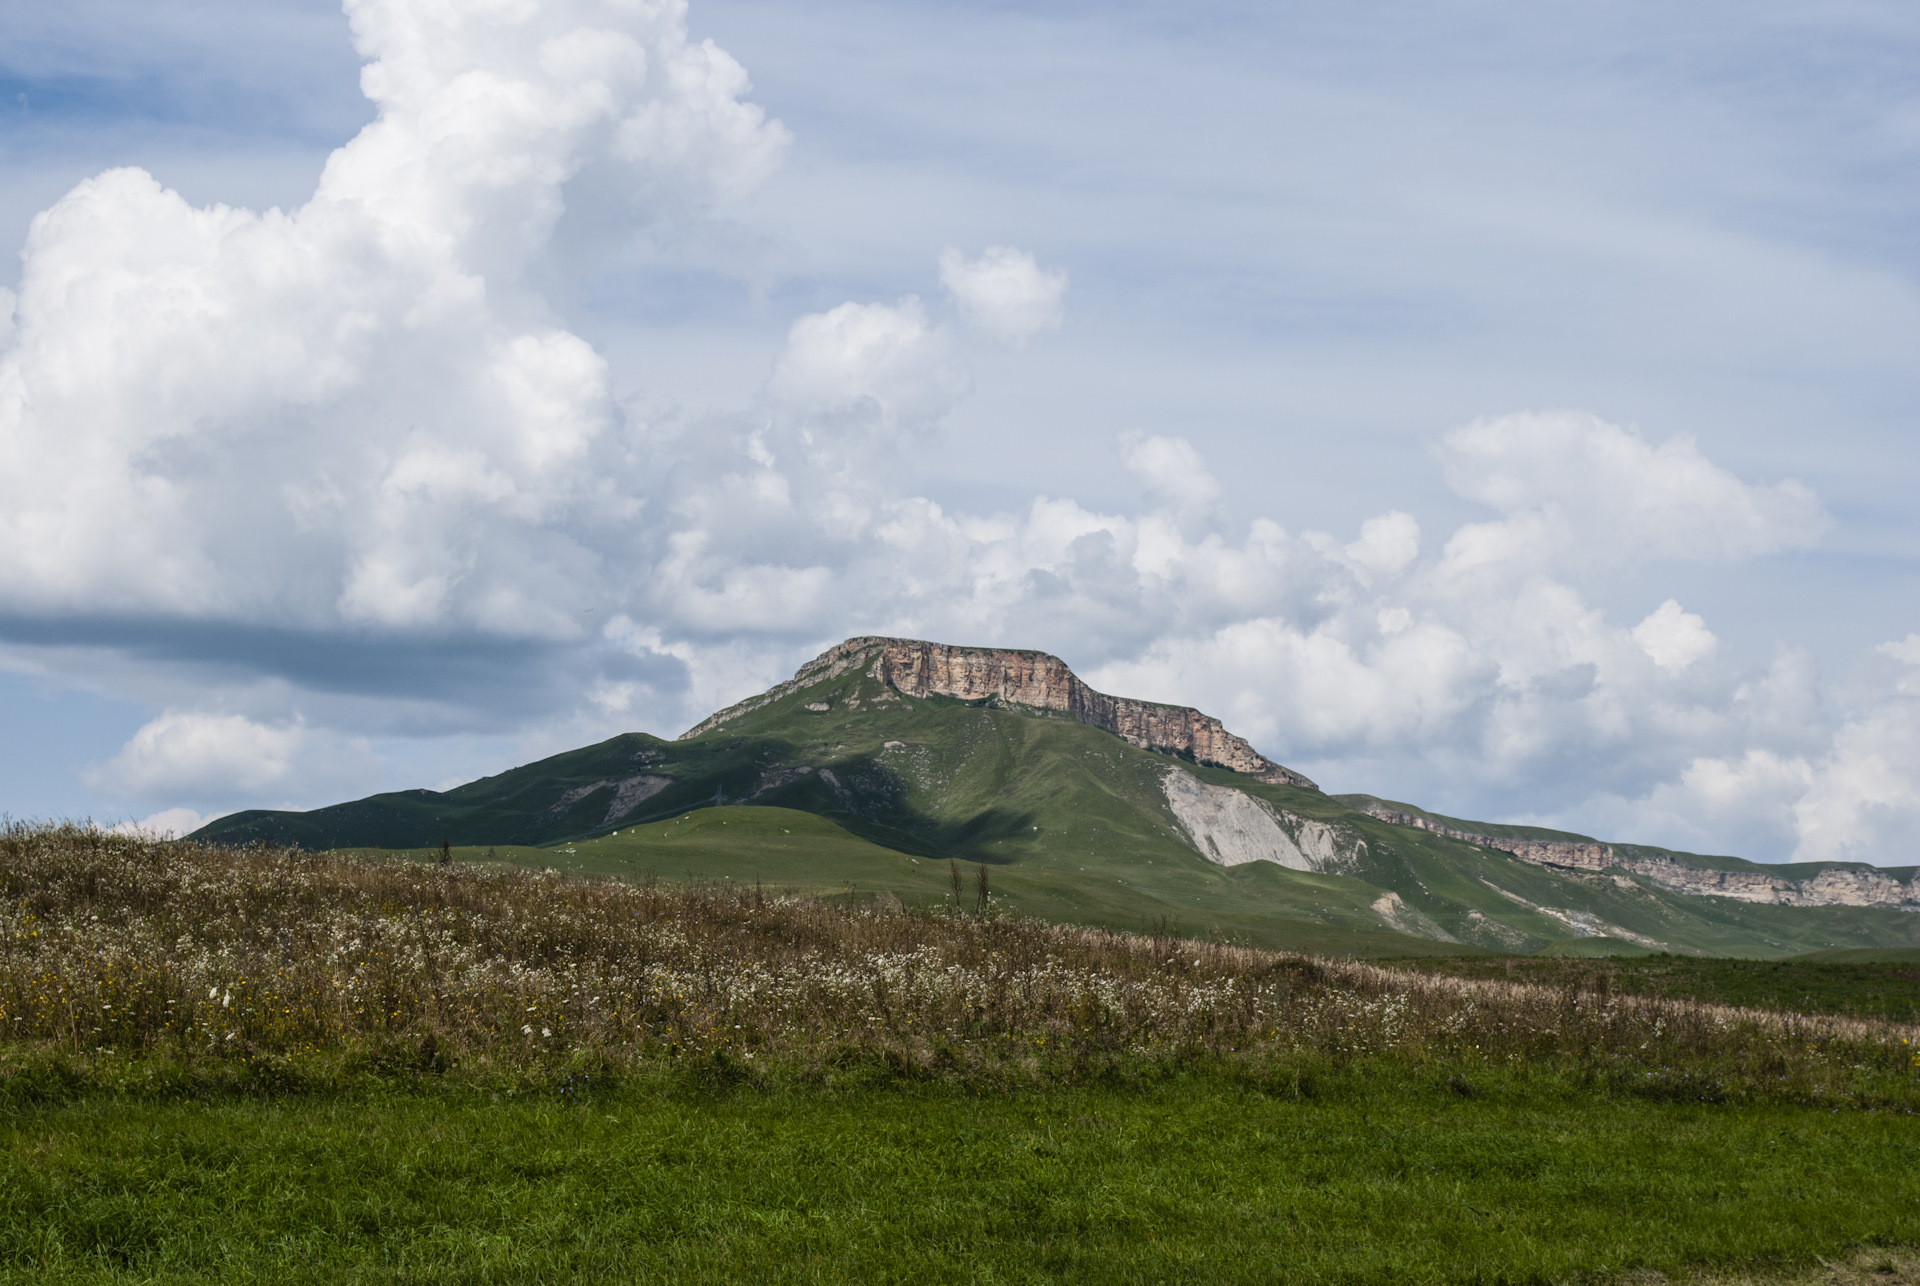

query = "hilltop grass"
6;823;1920;1284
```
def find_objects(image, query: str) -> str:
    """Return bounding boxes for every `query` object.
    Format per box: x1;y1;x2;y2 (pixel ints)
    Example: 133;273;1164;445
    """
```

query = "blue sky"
0;0;1915;864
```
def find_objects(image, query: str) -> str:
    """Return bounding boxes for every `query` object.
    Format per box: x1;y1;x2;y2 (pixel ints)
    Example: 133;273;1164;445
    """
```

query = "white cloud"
1121;434;1221;512
1344;512;1421;581
1880;634;1920;671
1558;639;1920;865
1789;642;1920;865
111;807;221;839
86;712;305;797
1438;411;1829;574
1584;750;1816;860
766;297;965;429
1092;614;1491;758
937;245;1067;344
0;0;788;630
1632;599;1717;672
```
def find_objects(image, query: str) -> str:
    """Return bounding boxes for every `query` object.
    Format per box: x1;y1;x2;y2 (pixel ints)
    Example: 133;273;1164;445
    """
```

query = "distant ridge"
1343;796;1920;911
683;635;1319;789
190;629;1920;957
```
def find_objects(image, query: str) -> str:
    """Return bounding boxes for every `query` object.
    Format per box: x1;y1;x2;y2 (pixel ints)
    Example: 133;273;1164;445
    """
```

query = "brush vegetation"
5;823;1918;1101
5;823;1920;1283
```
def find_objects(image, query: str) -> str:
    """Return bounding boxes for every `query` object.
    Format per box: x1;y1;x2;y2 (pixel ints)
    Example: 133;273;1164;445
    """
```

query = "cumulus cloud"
1632;599;1717;672
1788;638;1920;865
1589;749;1817;860
766;297;965;430
1437;411;1829;574
938;245;1067;344
111;807;222;839
1344;512;1421;581
1596;638;1920;868
1121;434;1221;513
0;0;787;630
86;711;305;797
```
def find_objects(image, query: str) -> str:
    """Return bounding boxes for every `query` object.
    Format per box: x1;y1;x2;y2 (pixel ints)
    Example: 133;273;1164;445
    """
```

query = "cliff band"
1360;805;1920;910
683;636;1319;790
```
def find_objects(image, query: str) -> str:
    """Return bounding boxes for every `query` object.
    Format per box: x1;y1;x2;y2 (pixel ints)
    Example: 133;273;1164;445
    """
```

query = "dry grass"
4;822;1918;1099
1635;1247;1920;1286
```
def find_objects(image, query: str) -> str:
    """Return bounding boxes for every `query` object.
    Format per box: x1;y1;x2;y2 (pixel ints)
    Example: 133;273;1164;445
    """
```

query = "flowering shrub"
2;823;1915;1102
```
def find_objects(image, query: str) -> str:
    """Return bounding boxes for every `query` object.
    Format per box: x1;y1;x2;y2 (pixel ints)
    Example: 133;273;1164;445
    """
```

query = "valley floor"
5;1069;1919;1285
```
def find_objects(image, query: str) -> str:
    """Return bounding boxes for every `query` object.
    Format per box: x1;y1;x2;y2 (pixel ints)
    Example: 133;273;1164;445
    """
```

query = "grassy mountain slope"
412;806;1467;958
198;653;1920;959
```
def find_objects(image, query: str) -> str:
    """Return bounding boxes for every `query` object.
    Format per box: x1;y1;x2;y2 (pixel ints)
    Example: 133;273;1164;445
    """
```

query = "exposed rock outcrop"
1362;807;1614;870
1162;768;1350;870
1359;804;1920;911
544;774;672;829
684;636;1318;789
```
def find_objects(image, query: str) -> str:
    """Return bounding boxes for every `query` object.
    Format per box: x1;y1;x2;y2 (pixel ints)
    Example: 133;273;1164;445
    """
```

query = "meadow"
3;822;1919;1283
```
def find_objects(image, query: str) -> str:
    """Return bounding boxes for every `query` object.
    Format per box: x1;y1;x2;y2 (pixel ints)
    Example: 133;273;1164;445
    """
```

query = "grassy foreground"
8;1071;1920;1284
5;824;1920;1283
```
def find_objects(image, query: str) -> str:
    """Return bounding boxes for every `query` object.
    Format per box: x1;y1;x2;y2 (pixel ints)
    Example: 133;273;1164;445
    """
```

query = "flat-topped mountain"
686;636;1317;788
196;635;1920;959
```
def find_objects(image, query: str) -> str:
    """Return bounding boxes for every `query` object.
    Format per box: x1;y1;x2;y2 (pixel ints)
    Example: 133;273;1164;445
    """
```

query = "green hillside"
354;806;1470;958
198;643;1920;960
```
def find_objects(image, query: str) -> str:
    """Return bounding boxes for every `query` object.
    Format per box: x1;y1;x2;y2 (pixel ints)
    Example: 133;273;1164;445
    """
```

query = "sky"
0;0;1915;865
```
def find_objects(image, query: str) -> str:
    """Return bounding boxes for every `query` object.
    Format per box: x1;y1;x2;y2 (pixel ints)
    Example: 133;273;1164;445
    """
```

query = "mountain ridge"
190;634;1920;958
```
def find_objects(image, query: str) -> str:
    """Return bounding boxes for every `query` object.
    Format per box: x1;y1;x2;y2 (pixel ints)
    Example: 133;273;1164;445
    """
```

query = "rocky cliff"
1360;807;1615;871
683;636;1319;790
1359;804;1920;911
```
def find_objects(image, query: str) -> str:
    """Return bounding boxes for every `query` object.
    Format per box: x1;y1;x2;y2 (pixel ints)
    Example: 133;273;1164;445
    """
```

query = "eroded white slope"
1161;768;1356;871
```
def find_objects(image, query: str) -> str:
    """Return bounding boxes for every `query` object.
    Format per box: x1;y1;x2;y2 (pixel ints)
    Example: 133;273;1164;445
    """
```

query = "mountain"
195;636;1920;958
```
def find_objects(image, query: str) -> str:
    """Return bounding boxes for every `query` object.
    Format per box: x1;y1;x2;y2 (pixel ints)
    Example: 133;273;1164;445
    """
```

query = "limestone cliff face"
1360;805;1920;911
1362;808;1615;871
683;636;1318;790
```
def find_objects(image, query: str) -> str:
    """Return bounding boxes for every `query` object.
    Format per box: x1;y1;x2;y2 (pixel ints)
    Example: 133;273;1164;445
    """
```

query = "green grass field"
7;824;1920;1284
8;1067;1920;1284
